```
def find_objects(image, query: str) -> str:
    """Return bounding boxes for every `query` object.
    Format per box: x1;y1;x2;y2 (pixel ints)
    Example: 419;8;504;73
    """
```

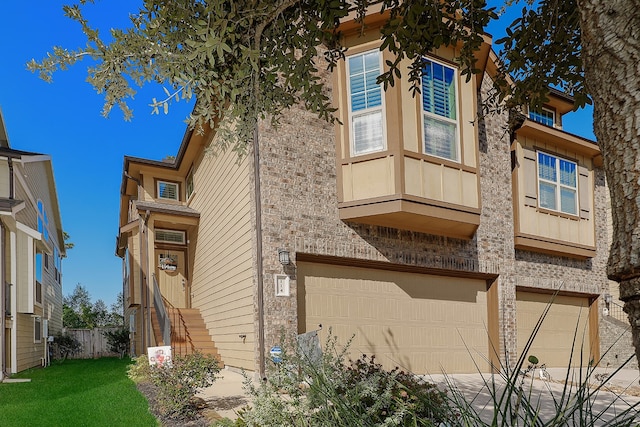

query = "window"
34;316;41;343
422;59;459;161
530;108;555;127
537;152;578;215
35;250;43;304
186;168;195;200
37;200;49;242
347;50;385;156
54;247;61;283
155;229;186;245
157;181;179;201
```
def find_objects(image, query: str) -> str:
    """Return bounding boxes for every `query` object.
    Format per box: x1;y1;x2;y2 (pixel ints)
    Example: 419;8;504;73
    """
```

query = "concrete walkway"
199;366;640;424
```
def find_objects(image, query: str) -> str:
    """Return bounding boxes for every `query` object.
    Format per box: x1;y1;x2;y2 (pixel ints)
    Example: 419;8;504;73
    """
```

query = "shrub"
236;330;450;426
103;328;130;358
51;333;81;362
128;351;220;419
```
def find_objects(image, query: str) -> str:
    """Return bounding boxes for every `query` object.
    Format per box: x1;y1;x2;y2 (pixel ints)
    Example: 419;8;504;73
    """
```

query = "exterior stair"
151;307;223;366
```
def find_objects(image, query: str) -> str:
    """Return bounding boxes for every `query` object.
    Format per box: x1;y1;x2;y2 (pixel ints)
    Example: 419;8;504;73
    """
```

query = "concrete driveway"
425;367;640;425
202;366;640;425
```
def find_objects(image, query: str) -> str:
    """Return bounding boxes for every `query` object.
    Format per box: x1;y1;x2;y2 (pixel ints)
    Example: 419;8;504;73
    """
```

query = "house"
0;110;65;379
115;13;632;376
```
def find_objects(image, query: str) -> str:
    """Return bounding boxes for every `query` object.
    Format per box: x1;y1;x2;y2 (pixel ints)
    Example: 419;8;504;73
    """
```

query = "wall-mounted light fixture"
604;293;612;305
278;248;290;265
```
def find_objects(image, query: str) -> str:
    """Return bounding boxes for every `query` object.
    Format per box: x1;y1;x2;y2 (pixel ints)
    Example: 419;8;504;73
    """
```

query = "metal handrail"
607;300;628;325
152;274;171;346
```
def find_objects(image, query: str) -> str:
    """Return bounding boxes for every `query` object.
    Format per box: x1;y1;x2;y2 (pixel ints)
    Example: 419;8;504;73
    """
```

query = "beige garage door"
516;292;595;368
297;262;491;374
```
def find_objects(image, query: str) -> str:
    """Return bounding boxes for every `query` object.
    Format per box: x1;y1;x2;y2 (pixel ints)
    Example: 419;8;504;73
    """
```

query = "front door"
155;249;188;308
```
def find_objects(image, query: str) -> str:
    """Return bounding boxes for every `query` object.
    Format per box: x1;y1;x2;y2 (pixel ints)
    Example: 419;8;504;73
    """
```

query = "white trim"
536;150;578;215
420;57;461;163
19;154;52;164
10;229;17;373
346;49;387;156
157;180;179;201
16;222;41;241
155;229;186;245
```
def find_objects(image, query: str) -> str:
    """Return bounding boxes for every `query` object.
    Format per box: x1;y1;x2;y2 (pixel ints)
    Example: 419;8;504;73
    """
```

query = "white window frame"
346;49;386;156
420;57;460;162
536;151;578;215
34;316;42;343
185;168;195;200
155;229;186;245
529;107;555;127
157;180;179;201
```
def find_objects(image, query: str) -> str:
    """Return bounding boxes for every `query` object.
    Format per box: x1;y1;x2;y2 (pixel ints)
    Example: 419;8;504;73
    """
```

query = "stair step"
150;307;224;368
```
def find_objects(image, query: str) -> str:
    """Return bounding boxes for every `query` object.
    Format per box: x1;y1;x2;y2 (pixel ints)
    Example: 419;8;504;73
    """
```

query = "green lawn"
0;357;158;427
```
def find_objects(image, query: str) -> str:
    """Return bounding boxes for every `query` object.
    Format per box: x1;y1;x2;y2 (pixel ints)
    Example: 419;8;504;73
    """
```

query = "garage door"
516;292;595;368
297;262;491;374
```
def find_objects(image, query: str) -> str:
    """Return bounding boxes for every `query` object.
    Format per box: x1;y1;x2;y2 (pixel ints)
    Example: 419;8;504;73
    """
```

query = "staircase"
151;307;223;365
599;309;638;370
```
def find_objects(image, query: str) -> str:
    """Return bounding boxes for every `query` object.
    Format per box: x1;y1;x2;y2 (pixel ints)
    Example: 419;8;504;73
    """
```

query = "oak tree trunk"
577;0;640;368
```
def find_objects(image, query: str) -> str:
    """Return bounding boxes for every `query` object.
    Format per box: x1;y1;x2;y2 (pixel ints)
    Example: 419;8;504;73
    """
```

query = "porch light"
278;248;290;265
604;293;612;305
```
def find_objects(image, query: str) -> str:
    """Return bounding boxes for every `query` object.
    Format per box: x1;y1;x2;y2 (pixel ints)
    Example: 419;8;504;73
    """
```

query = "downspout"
253;126;266;378
143;210;151;349
0;222;5;380
8;158;14;199
124;172;148;352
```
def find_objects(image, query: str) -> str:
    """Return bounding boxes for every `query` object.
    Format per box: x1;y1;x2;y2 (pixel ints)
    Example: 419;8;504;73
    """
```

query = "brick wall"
251;63;616;372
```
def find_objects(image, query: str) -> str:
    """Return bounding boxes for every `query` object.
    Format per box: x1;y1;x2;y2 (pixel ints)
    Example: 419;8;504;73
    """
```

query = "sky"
0;1;595;306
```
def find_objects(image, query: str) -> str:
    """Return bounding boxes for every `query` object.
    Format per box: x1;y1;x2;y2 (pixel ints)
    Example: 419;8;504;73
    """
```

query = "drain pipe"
252;126;266;378
0;222;5;380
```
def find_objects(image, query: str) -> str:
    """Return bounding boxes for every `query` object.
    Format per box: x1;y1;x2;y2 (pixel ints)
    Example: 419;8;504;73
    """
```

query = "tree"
63;284;123;328
29;0;640;367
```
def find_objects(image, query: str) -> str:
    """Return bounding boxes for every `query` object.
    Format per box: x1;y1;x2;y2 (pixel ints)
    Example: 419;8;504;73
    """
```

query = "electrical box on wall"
275;274;290;297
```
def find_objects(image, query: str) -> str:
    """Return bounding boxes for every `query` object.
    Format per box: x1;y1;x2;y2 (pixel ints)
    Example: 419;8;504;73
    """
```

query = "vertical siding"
0;160;10;198
16;307;44;372
189;144;254;370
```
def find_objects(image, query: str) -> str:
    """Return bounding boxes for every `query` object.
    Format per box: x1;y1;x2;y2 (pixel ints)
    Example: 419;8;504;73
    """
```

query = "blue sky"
0;1;594;306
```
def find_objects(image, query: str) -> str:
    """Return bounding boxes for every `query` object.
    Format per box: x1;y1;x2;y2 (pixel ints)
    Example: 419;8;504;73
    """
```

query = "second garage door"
516;291;596;368
297;262;493;374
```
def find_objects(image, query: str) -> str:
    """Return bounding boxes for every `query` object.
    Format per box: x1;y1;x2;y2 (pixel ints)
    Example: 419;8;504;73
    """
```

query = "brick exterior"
250;65;626;373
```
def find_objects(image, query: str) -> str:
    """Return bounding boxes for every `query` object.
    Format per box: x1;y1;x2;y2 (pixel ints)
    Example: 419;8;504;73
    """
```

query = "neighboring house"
0;110;65;379
116;15;631;376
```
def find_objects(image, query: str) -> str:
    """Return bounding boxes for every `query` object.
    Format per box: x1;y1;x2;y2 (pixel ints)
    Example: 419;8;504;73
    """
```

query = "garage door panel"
516;292;593;368
298;262;490;374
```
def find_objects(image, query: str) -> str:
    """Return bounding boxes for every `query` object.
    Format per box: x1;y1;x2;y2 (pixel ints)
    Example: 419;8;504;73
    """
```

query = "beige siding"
189;143;254;370
21;162;61;249
516;292;593;367
16;231;33;313
515;139;595;248
0;159;10;198
298;262;490;374
16;309;44;372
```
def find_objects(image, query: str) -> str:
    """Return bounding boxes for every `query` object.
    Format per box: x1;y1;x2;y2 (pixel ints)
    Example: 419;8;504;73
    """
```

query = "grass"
0;357;157;427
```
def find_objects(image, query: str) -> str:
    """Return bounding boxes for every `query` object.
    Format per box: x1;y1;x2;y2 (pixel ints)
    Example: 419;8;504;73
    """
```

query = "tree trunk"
577;0;640;368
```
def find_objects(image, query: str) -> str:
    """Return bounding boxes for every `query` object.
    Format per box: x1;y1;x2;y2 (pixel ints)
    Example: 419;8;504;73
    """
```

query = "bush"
103;328;130;358
51;333;81;362
127;351;220;419
235;331;450;426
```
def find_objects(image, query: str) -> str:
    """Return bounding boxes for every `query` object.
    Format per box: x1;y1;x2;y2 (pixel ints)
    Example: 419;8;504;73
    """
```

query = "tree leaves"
28;0;587;155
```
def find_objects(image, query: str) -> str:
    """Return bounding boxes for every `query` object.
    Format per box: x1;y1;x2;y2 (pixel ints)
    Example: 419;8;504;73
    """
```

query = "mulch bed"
136;381;213;427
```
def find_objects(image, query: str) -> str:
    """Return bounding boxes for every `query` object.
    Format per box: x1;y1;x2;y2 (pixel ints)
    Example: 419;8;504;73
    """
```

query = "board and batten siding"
189;143;254;370
16;307;43;372
0;159;10;198
514;138;595;248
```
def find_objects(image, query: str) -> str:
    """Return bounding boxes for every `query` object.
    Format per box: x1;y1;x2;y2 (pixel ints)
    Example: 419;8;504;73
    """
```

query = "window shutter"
522;147;537;207
578;165;590;219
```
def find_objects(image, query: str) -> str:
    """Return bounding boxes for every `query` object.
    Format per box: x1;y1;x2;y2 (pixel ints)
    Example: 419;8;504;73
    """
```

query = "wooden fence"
62;327;120;359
